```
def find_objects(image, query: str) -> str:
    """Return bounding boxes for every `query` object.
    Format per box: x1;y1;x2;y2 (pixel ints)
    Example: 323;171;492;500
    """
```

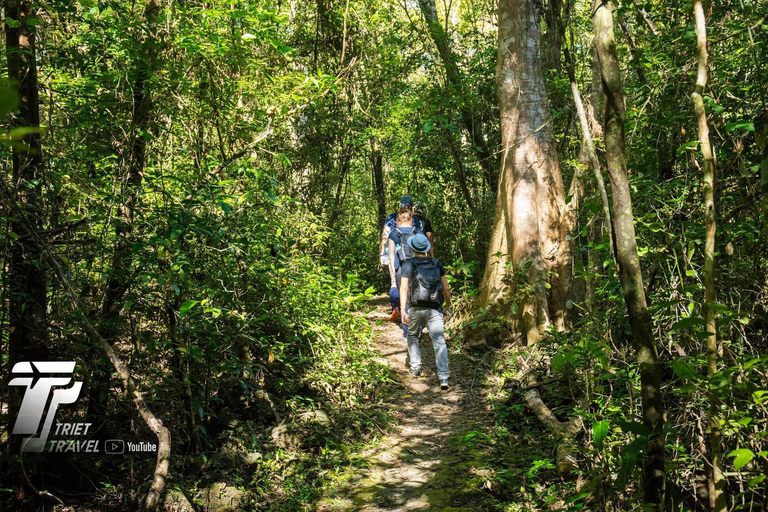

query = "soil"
317;296;500;511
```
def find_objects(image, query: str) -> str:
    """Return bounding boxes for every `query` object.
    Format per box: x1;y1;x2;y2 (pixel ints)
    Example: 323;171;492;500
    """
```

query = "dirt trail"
318;296;499;511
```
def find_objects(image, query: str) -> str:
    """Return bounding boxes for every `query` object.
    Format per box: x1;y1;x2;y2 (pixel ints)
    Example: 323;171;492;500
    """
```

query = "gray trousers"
407;307;449;380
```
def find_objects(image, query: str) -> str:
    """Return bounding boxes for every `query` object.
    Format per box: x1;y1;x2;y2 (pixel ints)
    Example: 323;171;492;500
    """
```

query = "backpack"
410;258;443;308
394;225;421;263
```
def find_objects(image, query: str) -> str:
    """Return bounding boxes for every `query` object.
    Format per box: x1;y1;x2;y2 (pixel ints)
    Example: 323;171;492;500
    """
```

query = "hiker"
412;200;434;258
379;195;425;261
387;203;422;331
399;233;452;390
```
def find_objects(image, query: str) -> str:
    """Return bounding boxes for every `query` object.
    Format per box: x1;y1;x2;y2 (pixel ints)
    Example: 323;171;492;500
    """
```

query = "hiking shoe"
440;379;449;390
390;307;401;322
409;367;422;378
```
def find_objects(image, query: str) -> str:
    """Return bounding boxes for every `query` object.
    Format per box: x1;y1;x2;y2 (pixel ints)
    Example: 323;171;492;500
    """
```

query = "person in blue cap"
398;233;452;390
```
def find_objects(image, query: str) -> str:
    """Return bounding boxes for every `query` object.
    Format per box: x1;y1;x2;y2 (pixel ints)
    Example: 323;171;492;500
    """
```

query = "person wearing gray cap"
399;233;452;390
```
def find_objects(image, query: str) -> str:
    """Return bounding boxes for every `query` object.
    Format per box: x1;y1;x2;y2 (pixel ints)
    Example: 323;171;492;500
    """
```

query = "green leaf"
593;420;610;450
728;448;754;470
180;300;200;317
671;317;706;330
672;359;701;381
0;83;20;119
725;121;754;132
615;420;650;436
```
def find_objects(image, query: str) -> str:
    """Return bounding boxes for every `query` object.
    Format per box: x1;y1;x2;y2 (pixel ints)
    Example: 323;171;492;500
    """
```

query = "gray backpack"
410;258;442;308
394;226;421;263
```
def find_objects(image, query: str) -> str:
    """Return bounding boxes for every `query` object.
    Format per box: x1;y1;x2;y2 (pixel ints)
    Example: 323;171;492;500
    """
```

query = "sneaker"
389;307;401;322
409;367;422;378
440;379;449;390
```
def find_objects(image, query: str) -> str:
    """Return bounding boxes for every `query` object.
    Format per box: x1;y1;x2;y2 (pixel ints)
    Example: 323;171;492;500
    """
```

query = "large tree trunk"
5;0;48;456
690;2;725;509
477;183;509;306
417;0;497;191
489;0;571;344
593;0;666;507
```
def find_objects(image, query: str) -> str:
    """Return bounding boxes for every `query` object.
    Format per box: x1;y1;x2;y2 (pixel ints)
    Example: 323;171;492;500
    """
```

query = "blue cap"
407;233;431;253
399;195;413;208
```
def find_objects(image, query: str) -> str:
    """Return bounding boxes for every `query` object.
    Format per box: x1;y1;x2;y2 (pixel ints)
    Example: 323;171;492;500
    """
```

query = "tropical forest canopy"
1;0;767;510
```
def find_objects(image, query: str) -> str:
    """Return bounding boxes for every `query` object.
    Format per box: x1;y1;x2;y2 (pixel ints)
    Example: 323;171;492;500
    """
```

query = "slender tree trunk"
558;12;615;264
5;0;48;456
102;0;160;325
371;144;386;231
632;0;658;35
691;2;725;509
417;0;497;191
759;119;768;242
490;0;571;344
166;301;202;454
593;0;666;507
543;0;563;76
91;0;161;416
617;14;647;83
442;128;475;211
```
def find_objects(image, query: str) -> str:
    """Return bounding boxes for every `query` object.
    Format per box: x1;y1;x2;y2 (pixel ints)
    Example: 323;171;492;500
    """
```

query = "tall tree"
91;0;161;412
592;0;666;506
5;0;47;455
371;143;386;232
417;0;497;190
490;0;572;344
690;1;725;508
101;0;160;331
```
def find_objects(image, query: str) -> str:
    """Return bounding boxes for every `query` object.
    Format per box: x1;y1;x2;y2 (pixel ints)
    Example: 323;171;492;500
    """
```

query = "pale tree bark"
417;0;497;191
558;11;615;265
477;183;509;306
690;2;725;509
593;0;666;507
490;0;571;344
631;0;658;35
5;0;48;457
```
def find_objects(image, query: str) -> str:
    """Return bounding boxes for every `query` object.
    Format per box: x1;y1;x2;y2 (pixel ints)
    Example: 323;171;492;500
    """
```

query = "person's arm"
426;231;434;258
379;225;391;261
388;239;396;284
400;276;410;325
441;275;452;320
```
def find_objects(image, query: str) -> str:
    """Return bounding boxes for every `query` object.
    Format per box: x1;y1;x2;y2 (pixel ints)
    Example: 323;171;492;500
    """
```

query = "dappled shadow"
315;296;498;511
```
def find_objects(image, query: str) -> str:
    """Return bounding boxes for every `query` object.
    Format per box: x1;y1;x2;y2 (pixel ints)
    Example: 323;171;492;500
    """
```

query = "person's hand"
402;312;409;325
443;307;452;321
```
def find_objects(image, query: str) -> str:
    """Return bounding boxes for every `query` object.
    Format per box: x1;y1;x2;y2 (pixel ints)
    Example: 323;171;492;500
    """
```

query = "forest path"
317;295;500;511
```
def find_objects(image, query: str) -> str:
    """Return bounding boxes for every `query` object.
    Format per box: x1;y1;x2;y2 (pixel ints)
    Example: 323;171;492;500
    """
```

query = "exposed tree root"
523;385;582;474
